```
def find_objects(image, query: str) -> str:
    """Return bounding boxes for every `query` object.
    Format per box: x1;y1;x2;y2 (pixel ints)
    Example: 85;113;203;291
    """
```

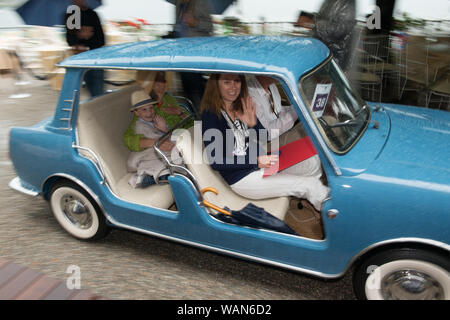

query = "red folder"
263;136;318;178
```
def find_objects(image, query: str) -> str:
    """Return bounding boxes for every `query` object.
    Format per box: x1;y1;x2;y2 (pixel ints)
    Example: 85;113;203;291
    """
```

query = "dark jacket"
65;8;105;50
201;110;267;185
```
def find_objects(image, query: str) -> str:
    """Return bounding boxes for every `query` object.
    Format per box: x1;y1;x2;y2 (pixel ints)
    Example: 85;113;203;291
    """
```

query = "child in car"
123;71;193;152
126;90;183;188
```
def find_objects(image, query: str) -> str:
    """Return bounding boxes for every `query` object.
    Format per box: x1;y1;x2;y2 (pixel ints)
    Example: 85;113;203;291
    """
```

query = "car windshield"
299;59;370;154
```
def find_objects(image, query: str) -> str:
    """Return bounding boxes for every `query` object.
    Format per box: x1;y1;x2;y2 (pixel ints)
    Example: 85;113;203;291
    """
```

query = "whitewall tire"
353;248;450;300
49;181;109;240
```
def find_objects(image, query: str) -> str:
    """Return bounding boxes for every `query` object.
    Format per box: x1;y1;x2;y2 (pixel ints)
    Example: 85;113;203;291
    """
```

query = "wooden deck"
0;258;104;300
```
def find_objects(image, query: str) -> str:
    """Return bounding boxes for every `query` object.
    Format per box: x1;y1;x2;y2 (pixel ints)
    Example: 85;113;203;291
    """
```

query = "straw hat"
130;90;158;111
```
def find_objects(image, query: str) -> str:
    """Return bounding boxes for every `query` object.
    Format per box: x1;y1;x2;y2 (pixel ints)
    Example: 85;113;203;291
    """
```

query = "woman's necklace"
224;105;235;122
222;108;249;156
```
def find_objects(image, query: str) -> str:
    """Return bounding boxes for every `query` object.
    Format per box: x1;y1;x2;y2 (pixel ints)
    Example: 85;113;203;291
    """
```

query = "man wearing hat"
126;90;183;188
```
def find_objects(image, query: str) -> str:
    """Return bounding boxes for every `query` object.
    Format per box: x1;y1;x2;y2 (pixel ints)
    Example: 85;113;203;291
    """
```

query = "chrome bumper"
8;177;39;196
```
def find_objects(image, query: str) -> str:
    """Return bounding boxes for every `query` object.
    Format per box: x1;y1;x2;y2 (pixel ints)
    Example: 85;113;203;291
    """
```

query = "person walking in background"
313;0;357;72
295;11;316;36
64;0;105;97
174;0;213;38
173;0;213;109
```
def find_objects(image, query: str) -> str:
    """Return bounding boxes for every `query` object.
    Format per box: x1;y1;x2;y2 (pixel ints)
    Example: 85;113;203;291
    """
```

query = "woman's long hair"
200;73;248;116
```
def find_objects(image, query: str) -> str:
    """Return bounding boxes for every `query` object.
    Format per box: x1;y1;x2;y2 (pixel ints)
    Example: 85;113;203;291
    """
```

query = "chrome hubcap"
381;269;444;300
61;194;93;230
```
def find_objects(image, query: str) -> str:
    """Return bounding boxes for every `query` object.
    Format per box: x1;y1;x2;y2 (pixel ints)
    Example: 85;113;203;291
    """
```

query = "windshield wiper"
328;118;380;129
328;119;361;128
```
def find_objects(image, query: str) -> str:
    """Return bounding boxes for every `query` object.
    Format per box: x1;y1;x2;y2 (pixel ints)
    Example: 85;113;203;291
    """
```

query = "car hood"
371;104;450;184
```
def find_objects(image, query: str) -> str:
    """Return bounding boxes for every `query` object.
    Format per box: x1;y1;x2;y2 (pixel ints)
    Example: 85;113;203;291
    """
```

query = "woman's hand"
257;154;279;168
236;96;257;127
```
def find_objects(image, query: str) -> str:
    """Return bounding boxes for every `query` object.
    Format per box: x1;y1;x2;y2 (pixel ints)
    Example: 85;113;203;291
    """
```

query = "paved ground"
0;74;356;300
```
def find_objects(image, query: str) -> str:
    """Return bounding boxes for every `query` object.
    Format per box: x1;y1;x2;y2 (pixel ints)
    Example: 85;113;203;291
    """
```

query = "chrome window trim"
58;89;78;131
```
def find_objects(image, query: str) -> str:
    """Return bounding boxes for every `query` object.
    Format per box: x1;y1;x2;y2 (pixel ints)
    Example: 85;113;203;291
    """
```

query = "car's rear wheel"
353;248;450;300
49;181;109;241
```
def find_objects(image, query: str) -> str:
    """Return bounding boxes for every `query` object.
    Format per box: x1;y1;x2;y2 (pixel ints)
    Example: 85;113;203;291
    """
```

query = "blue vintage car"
8;36;450;300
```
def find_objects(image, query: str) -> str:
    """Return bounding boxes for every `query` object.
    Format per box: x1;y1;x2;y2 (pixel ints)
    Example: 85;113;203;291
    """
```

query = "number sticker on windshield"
311;84;332;118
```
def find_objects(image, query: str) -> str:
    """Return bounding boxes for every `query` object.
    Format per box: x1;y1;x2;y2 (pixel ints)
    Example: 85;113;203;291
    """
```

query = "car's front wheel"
353;248;450;300
49;181;109;241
